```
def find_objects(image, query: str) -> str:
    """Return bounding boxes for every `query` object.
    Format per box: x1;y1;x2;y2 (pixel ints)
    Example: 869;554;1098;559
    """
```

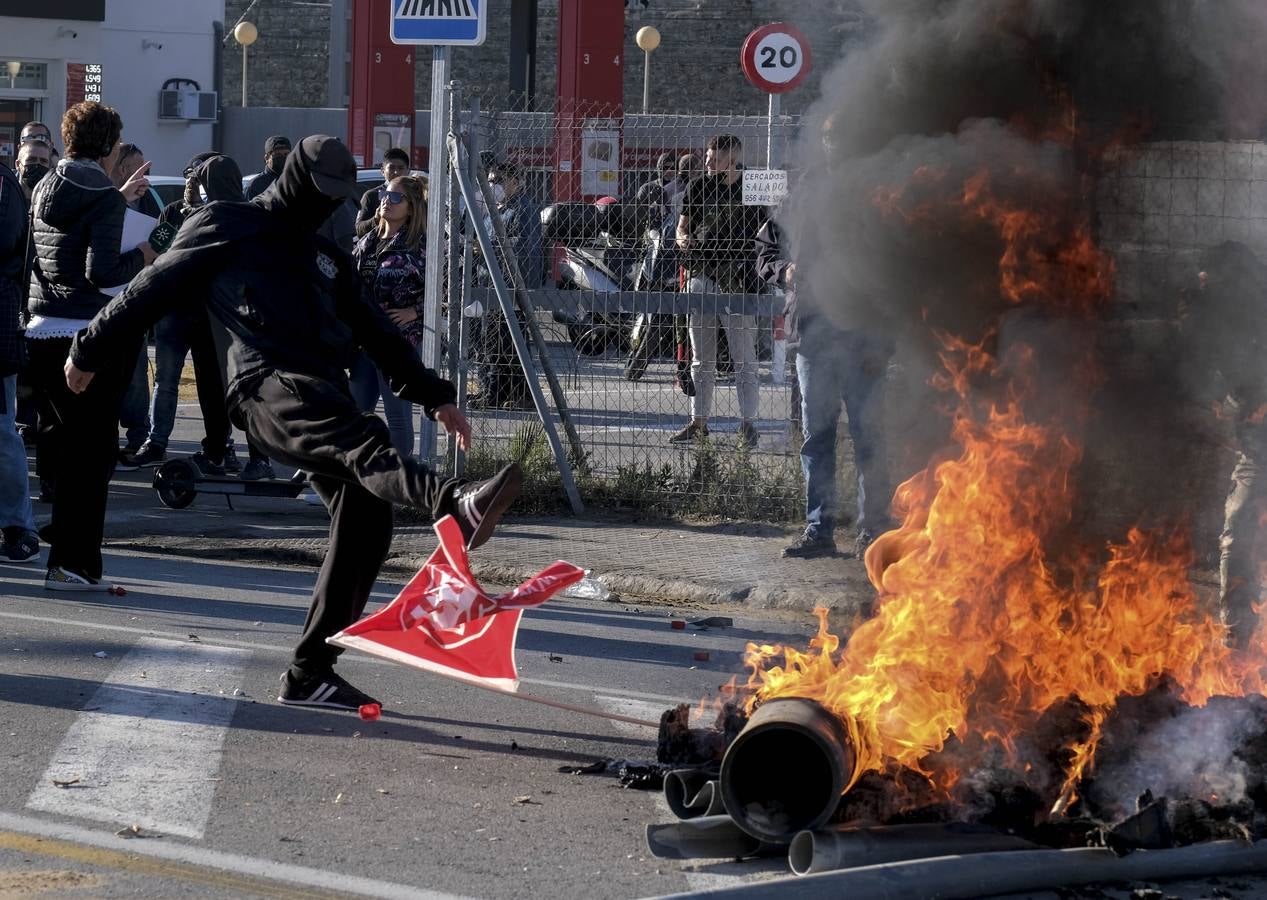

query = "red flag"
327;516;584;692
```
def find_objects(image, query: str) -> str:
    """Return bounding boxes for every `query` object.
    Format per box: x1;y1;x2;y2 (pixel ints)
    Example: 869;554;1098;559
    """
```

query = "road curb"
103;535;847;610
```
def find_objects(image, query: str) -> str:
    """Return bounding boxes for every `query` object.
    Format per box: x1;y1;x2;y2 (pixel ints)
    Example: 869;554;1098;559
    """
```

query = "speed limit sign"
740;23;813;94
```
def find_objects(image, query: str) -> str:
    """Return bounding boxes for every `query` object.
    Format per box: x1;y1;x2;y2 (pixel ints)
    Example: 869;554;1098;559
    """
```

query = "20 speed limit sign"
740;23;813;94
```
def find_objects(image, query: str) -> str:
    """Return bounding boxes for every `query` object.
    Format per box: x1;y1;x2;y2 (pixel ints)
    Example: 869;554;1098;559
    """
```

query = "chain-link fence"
430;94;806;519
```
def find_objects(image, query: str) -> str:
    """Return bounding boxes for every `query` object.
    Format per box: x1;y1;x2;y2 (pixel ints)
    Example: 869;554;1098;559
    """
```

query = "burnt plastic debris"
657;701;747;766
664;769;725;819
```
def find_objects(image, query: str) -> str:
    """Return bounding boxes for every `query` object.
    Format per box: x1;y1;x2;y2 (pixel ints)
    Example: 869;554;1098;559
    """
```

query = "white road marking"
0;608;691;705
27;637;248;839
0;810;465;900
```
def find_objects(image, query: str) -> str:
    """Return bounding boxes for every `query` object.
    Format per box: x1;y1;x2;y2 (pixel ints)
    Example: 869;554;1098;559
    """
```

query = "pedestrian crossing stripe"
396;0;477;18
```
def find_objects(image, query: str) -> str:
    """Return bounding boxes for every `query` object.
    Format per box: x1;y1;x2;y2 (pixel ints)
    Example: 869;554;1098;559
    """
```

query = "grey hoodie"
27;157;145;319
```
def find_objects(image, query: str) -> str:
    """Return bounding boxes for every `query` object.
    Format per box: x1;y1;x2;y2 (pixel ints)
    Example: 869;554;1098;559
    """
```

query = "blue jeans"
149;314;191;449
119;345;150;450
797;331;893;535
0;374;35;534
349;352;416;457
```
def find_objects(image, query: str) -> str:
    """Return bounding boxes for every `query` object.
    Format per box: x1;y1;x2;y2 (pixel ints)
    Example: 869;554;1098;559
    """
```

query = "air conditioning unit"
158;89;219;122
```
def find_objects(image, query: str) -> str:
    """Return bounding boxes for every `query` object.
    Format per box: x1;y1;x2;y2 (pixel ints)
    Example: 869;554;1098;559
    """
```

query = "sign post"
740;23;811;389
389;0;488;459
740;22;812;167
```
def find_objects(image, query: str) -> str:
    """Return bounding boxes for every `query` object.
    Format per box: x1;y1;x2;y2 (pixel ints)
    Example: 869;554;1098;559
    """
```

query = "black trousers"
235;371;460;676
26;334;138;578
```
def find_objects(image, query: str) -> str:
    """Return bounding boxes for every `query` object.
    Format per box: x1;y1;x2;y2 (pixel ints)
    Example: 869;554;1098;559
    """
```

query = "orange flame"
746;159;1267;807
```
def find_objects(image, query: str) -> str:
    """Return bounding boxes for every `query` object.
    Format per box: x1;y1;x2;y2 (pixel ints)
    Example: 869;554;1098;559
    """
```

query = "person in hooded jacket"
0;148;39;563
122;153;246;473
25;101;156;590
65;135;522;712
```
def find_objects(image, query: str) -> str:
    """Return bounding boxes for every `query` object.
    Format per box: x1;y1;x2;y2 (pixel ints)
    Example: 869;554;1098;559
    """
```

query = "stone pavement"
91;466;873;613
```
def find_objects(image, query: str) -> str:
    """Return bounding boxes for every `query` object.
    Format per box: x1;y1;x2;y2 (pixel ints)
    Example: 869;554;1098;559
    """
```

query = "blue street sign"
391;0;486;47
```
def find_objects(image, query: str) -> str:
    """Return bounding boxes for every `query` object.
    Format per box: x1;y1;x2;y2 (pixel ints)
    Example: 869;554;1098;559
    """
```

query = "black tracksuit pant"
26;334;138;579
234;370;460;677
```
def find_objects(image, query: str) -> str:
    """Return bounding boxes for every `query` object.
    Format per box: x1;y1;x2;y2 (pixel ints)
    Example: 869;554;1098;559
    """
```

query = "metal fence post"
444;79;464;468
420;45;451;461
447;132;585;515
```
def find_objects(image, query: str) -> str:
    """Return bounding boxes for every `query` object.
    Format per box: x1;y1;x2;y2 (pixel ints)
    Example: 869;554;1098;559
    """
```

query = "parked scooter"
541;199;646;356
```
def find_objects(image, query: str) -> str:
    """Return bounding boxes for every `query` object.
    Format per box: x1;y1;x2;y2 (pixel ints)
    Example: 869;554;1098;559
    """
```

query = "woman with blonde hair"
349;174;428;456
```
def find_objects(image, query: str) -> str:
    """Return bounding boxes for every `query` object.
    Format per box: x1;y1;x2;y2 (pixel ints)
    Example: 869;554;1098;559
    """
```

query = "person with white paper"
23;101;156;591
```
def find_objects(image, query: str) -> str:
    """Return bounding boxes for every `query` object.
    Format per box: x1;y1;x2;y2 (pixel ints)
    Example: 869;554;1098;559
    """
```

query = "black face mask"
267;154;287;176
20;163;49;189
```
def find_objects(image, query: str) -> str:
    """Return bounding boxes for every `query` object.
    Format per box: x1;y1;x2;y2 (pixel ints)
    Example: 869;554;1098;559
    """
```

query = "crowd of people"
5;102;1261;681
0;102;519;710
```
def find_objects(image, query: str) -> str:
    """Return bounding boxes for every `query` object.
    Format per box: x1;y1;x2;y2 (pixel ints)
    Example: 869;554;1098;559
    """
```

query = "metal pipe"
645;816;784;861
788;822;1037;876
652;840;1267;900
718;699;856;844
663;771;724;820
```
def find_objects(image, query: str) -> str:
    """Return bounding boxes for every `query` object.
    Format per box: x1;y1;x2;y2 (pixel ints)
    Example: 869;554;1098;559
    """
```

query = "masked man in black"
65;136;522;711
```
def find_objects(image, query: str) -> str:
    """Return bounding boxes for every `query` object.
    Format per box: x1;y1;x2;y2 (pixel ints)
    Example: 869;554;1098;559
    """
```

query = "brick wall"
223;0;866;114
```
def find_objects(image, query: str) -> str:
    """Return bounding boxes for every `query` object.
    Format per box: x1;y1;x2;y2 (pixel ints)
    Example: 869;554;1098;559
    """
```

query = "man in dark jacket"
355;147;410;239
66;135;522;712
756;215;894;560
0;153;39;563
124;153;247;474
244;135;290;200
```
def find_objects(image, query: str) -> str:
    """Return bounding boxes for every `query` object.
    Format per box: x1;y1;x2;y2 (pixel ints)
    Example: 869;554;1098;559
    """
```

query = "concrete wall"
0;1;224;175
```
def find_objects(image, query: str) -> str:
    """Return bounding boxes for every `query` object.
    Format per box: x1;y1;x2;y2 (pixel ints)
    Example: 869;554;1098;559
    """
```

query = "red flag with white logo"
327;516;584;692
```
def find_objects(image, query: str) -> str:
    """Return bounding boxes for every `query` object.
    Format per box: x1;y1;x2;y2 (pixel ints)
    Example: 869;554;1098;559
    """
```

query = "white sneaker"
45;566;112;592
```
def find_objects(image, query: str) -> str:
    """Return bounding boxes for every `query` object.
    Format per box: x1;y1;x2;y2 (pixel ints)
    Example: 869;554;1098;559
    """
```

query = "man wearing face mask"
16;140;52;198
65;135;522;712
124;153;248;475
245;135;291;200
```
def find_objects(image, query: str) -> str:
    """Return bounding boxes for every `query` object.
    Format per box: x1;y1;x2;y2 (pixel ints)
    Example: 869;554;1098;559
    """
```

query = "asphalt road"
0;549;814;899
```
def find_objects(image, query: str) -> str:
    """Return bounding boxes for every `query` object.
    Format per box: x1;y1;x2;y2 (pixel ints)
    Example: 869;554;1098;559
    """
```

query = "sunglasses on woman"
382;190;405;205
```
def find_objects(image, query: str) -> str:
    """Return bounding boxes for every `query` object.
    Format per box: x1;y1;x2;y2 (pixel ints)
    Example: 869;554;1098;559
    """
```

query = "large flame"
748;155;1267;804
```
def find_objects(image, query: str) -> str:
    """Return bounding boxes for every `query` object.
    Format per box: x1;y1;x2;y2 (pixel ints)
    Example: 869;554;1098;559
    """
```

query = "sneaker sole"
45;580;112;592
2;553;41;565
468;465;523;551
276;695;373;711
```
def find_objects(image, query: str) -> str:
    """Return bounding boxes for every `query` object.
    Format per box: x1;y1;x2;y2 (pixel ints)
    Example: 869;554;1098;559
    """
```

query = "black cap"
657;152;675;171
265;135;292;154
301;135;360;201
183;151;219;177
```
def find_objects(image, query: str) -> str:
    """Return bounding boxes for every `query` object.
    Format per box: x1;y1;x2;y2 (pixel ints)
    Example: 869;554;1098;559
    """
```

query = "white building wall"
0;1;224;175
101;0;225;175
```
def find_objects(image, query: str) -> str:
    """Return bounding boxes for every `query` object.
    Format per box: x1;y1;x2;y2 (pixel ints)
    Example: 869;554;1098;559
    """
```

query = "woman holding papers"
24;101;156;591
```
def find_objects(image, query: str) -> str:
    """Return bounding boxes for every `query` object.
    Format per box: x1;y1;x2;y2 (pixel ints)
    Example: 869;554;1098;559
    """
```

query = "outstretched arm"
68;210;231;388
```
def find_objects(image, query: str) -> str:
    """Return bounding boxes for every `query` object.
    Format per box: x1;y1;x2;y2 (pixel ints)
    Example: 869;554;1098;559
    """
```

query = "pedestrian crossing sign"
391;0;486;47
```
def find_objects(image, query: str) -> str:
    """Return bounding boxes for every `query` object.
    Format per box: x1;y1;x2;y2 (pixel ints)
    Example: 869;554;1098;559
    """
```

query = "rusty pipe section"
719;698;857;843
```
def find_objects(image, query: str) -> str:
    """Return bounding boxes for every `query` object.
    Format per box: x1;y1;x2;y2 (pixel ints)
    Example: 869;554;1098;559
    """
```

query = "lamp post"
635;26;660;115
6;61;21;90
234;21;258;107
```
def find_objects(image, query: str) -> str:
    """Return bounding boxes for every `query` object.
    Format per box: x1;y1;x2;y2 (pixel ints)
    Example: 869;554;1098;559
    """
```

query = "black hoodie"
27;157;145;319
70;138;456;418
160;155;245;233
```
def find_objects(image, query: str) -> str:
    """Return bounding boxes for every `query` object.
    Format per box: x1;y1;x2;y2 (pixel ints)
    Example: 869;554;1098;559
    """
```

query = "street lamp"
635;26;660;115
6;61;21;90
234;21;258;107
